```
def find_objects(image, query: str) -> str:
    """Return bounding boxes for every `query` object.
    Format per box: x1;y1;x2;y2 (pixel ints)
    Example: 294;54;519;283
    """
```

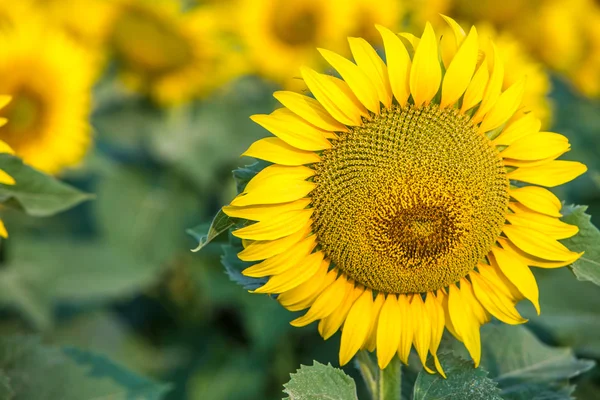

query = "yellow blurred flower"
235;0;353;85
345;0;403;48
0;97;17;239
108;0;242;105
0;25;93;175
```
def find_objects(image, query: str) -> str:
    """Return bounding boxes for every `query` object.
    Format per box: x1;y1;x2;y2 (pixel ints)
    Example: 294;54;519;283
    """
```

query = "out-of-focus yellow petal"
0;169;15;185
238;223;311;261
410;23;442;106
503;224;581;261
301;67;366;126
507;160;587;187
0;140;15;154
479;79;526;133
242;235;317;277
490;246;540;314
396;294;413;364
253;250;324;294
319;48;380;114
0;219;7;238
339;289;374;365
243;137;321;165
291;275;351;327
376;294;402;369
509;186;562;217
376;25;411;106
272;91;347;133
348;37;392;108
441;26;479;109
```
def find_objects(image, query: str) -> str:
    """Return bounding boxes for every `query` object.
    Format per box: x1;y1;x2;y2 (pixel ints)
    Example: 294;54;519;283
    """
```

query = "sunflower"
0;24;93;175
236;0;353;85
222;16;587;374
108;0;242;104
345;0;403;48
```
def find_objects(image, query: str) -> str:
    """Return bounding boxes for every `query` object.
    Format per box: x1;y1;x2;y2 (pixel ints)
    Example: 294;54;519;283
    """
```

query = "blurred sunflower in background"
0;22;94;175
223;17;586;373
107;0;243;105
235;0;353;87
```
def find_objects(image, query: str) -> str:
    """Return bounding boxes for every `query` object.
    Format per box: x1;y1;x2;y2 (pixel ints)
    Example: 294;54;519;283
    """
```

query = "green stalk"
356;350;402;400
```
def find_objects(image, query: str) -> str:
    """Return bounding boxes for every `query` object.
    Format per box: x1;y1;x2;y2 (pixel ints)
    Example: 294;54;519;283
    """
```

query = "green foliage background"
1;64;600;399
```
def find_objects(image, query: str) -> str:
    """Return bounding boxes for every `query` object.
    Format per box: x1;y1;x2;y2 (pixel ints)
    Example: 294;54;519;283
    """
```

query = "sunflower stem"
355;350;402;400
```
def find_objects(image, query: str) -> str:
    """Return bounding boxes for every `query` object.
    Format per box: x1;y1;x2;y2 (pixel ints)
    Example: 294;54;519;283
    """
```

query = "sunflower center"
311;104;509;294
111;5;194;76
0;89;45;148
271;6;318;46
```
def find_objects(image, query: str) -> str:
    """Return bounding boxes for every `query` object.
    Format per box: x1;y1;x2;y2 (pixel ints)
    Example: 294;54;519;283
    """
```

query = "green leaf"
0;335;170;399
188;210;236;252
0;154;92;217
0;372;14;400
413;352;502;400
561;205;600;286
502;384;574;400
283;361;358;400
221;243;266;291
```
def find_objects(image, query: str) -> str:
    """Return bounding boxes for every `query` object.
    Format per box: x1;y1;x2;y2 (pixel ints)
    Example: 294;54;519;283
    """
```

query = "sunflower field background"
0;0;598;399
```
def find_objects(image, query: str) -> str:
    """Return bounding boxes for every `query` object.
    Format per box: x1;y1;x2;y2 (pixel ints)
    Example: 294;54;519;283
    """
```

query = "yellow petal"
509;186;562;217
376;25;411;106
0;140;14;155
503;224;581;261
291;275;351;327
301;67;366;126
460;58;489;112
319;285;364;340
497;237;582;268
231;165;315;207
493;113;541;146
396;294;413;364
242;235;317;277
376;294;402;369
319;48;380;114
410;23;442;106
232;209;313;241
0;96;10;109
501;132;569;161
507;160;587;187
472;43;504;124
479;79;526;133
0;219;7;238
490;246;540;314
441;15;466;45
253;250;324;294
223;198;311;221
251;109;333;151
243;137;321;165
278;261;331;311
411;295;433;373
272;91;347;133
339;289;374;365
441;26;479;109
449;282;482;367
470;270;527;324
348;37;392;108
238;223;311;261
0;169;15;185
441;289;461;341
363;292;385;352
426;293;446;378
507;203;578;240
